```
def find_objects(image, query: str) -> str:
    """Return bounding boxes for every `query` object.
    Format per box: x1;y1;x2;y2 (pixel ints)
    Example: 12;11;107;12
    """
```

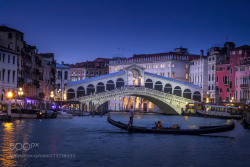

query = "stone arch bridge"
65;64;203;114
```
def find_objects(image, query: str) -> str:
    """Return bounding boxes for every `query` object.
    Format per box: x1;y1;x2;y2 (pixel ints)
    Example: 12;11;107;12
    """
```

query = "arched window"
164;84;172;94
145;79;153;88
87;84;95;95
97;82;105;93
193;91;201;102
106;80;115;91
64;71;68;80
57;71;61;80
77;86;85;97
173;86;182;97
154;81;163;91
67;89;75;100
183;89;191;99
116;78;124;88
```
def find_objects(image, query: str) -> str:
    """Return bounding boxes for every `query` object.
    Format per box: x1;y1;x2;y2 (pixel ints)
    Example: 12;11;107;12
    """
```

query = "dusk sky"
1;0;250;64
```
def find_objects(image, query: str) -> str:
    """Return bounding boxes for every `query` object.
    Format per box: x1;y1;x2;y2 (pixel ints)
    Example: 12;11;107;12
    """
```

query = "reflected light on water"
184;116;189;120
0;122;17;167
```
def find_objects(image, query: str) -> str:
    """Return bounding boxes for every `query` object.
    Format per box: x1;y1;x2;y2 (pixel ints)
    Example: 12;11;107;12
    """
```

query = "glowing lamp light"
7;91;13;99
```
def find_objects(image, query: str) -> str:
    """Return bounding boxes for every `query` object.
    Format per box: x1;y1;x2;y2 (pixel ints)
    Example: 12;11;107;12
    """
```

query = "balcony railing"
240;98;249;102
240;84;249;89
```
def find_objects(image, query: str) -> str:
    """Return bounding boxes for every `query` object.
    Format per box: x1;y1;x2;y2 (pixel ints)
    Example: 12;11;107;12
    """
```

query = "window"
13;56;15;64
227;88;229;93
8;33;12;38
172;72;174;78
186;64;188;68
168;63;170;67
64;71;68;80
0;53;1;61
236;68;238;72
110;67;111;71
7;70;10;82
86;71;88;74
231;59;233;64
152;65;154;69
220;88;222;93
155;64;158;68
3;54;5;62
216;76;218;82
227;67;230;71
236;77;238;86
230;68;232;74
13;71;15;83
172;63;175;67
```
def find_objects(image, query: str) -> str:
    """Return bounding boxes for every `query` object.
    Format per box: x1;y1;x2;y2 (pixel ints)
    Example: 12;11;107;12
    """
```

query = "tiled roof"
145;72;201;89
66;70;125;86
0;26;23;33
56;63;70;68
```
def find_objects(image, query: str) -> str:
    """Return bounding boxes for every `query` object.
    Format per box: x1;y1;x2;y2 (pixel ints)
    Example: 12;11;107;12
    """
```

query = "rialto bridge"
65;64;203;114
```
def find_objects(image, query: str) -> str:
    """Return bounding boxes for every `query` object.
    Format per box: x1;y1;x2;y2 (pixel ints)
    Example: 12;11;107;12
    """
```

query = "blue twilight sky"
0;0;250;64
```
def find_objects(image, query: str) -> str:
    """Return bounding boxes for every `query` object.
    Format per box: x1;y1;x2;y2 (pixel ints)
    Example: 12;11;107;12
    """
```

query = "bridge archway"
173;86;182;97
127;67;142;86
122;97;128;110
193;91;201;102
67;89;75;100
183;89;191;99
77;86;85;97
116;78;125;88
97;82;105;93
128;96;134;110
154;81;163;91
106;80;115;91
87;84;95;95
145;79;153;88
164;84;172;94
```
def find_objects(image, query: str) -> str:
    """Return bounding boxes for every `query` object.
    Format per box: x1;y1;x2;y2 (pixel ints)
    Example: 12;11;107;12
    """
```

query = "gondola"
107;115;235;135
241;119;250;129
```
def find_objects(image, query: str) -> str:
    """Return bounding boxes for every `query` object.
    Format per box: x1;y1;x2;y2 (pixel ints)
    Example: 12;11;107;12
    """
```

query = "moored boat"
196;111;242;120
107;115;235;135
241;119;250;129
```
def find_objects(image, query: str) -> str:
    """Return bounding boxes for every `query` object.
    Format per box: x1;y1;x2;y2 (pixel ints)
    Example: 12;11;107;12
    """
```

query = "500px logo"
10;143;39;151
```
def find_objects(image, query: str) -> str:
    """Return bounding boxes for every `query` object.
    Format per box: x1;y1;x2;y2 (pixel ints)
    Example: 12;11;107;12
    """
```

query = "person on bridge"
127;106;135;131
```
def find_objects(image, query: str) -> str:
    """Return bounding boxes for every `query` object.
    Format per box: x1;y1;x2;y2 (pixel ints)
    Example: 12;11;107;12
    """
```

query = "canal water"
0;112;250;167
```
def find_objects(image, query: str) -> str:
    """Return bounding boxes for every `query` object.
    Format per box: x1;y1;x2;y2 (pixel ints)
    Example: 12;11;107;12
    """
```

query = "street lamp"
7;91;13;116
18;88;24;97
50;91;54;109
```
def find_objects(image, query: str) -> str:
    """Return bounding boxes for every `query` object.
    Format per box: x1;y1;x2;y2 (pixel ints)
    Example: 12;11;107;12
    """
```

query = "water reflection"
0;122;17;167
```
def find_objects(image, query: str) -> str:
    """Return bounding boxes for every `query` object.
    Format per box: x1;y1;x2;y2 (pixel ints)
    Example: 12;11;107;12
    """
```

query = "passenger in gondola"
155;121;164;129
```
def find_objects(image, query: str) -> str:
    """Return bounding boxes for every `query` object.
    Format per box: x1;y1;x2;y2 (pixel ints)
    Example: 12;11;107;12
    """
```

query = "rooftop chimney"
200;50;204;58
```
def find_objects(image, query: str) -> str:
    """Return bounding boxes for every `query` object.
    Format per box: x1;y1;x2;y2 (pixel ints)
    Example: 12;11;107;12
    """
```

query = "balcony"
240;84;249;89
240;98;249;102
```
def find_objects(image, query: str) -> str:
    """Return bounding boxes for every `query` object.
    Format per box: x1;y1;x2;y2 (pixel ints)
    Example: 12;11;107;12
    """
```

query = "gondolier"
127;106;134;131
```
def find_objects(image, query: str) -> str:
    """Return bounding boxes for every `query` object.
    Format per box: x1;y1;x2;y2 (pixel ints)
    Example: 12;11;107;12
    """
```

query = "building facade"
207;42;235;103
229;45;250;103
55;63;70;101
69;58;109;82
189;50;208;97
